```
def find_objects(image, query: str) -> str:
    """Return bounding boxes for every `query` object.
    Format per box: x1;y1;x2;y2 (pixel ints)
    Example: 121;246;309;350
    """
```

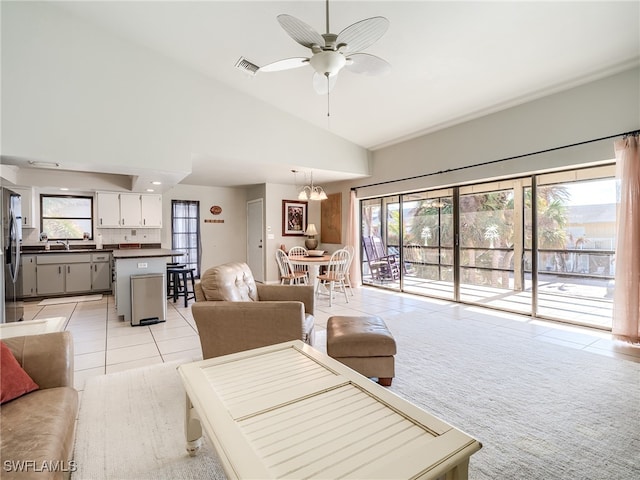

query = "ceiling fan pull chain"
327;74;331;119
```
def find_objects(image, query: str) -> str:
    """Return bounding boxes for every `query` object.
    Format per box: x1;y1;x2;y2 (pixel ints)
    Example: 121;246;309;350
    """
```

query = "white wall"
1;1;369;184
259;183;321;283
162;184;247;274
324;67;640;250
358;68;640;197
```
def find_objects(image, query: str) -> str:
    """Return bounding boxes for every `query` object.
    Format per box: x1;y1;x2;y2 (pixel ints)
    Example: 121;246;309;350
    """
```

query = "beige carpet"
72;361;226;480
38;295;103;306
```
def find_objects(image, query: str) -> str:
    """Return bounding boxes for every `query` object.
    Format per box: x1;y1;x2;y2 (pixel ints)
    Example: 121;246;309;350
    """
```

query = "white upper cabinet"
141;194;162;228
96;192;162;228
12;187;35;228
96;192;121;227
119;194;142;227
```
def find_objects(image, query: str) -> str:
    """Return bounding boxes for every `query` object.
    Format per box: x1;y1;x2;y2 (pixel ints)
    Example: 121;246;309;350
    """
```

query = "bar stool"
167;266;196;307
166;263;185;299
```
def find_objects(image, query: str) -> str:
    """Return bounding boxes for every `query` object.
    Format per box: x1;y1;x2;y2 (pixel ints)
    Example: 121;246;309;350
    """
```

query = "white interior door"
247;199;264;282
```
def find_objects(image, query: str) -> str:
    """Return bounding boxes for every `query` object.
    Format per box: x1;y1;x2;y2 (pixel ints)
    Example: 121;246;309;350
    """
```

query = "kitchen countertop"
21;248;113;254
21;243;162;255
112;248;183;259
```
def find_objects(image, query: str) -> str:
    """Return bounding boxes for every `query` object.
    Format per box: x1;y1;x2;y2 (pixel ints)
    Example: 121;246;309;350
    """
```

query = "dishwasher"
130;273;166;326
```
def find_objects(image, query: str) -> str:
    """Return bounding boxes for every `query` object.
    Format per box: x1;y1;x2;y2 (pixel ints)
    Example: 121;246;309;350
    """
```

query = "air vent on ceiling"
235;56;259;76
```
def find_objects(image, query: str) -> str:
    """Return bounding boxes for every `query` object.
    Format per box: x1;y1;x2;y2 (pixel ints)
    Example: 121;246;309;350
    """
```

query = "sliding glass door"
458;181;531;313
359;164;617;329
533;167;616;327
361;196;400;290
401;190;455;300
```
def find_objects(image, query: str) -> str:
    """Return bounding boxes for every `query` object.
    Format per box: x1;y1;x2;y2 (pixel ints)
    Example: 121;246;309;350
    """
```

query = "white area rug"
72;312;640;479
72;361;226;480
38;294;103;306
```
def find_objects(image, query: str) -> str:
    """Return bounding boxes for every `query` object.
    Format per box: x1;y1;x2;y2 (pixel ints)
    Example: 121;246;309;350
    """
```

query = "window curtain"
347;190;362;287
613;133;640;343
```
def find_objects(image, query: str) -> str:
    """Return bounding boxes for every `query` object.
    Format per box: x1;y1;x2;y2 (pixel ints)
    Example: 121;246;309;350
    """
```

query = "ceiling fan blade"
345;53;391;76
313;72;337;95
277;14;325;49
260;57;309;73
336;16;389;53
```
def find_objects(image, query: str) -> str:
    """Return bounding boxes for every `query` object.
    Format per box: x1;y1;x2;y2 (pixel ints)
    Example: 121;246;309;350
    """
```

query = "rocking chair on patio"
362;236;400;281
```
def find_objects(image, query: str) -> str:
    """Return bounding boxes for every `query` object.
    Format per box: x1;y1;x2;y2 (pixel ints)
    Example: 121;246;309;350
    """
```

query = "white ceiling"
13;1;640;187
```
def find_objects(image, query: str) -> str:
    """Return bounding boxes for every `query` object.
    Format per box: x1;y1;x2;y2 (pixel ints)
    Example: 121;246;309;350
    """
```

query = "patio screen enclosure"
360;164;617;329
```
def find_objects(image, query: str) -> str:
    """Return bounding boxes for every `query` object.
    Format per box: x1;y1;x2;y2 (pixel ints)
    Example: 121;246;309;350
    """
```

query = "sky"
565;179;616;206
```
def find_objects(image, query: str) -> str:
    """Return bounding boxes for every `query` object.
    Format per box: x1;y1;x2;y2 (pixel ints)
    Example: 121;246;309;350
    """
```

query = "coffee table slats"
179;341;481;479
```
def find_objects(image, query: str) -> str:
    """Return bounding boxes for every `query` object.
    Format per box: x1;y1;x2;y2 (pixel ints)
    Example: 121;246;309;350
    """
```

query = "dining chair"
288;246;308;256
316;248;350;306
288;246;310;280
276;249;308;285
343;245;355;296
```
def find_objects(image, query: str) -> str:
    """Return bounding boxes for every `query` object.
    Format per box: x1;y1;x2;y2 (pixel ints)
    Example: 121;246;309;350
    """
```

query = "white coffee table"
178;340;481;479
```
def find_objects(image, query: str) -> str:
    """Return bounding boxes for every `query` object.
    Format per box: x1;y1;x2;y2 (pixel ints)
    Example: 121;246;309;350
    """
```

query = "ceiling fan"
257;0;390;95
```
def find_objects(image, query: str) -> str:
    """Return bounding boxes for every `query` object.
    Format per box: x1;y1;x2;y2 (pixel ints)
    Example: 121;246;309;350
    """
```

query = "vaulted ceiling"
3;1;639;188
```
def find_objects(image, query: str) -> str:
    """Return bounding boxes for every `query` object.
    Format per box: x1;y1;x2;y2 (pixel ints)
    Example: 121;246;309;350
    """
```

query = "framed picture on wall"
282;200;307;236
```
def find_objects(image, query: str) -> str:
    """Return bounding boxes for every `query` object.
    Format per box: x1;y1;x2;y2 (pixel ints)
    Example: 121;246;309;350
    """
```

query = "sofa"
0;332;78;480
192;262;315;358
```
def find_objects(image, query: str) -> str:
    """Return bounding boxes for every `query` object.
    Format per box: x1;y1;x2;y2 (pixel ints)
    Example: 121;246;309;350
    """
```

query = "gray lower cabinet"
36;254;92;295
36;264;65;295
91;253;111;291
66;263;92;293
20;255;37;297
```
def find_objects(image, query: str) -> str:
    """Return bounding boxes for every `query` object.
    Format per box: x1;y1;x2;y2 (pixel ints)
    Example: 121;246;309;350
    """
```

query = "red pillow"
1;340;39;404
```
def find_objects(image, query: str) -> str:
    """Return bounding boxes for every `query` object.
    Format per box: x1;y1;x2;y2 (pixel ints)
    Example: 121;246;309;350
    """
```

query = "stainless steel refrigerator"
2;187;23;323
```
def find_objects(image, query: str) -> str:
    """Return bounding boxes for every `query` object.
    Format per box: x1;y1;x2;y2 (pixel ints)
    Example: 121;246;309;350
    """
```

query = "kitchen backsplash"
22;228;162;246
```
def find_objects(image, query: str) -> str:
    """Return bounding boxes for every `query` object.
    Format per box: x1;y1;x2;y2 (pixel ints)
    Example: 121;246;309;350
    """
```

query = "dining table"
288;253;332;287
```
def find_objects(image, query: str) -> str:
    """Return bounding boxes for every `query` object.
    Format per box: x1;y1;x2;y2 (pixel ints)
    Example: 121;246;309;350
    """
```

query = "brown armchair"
192;262;315;359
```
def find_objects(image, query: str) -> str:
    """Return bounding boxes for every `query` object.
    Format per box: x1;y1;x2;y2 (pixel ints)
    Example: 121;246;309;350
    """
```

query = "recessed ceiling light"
60;187;69;191
146;188;155;192
151;181;162;185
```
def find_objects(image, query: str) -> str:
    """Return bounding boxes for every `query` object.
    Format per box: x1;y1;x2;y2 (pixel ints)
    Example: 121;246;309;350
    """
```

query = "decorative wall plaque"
321;192;342;244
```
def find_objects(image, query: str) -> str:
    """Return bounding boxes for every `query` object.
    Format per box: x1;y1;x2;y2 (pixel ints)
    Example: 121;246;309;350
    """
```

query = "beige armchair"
1;332;78;480
192;262;315;359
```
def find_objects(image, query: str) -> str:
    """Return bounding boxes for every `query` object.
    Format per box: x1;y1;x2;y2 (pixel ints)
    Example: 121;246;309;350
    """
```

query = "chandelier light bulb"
294;170;327;201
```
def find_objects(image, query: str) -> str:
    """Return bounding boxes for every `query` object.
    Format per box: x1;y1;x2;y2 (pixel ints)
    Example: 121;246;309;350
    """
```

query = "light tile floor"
23;286;640;394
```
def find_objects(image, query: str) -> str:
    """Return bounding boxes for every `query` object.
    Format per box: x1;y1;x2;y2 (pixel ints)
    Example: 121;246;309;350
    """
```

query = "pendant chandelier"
294;170;328;201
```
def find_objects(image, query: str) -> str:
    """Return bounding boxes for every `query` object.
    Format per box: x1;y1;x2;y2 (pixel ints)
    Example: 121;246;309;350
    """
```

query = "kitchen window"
40;194;94;240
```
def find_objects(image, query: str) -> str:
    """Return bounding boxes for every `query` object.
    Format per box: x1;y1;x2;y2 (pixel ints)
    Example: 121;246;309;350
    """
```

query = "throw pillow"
0;340;39;404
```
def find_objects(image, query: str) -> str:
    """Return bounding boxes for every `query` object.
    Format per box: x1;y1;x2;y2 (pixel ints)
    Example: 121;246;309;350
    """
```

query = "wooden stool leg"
188;270;196;303
173;271;180;303
182;271;189;308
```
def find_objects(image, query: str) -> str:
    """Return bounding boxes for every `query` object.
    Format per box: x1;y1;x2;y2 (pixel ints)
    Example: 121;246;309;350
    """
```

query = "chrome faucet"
56;239;70;250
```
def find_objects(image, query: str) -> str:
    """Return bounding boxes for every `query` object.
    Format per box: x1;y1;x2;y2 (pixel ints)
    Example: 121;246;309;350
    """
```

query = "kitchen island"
113;248;183;323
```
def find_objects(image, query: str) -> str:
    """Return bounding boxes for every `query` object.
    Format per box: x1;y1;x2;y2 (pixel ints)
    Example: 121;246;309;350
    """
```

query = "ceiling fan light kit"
252;0;390;96
309;50;346;77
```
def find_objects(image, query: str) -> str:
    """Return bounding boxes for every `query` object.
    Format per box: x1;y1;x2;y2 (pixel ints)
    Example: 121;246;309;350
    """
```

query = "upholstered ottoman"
326;316;396;386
